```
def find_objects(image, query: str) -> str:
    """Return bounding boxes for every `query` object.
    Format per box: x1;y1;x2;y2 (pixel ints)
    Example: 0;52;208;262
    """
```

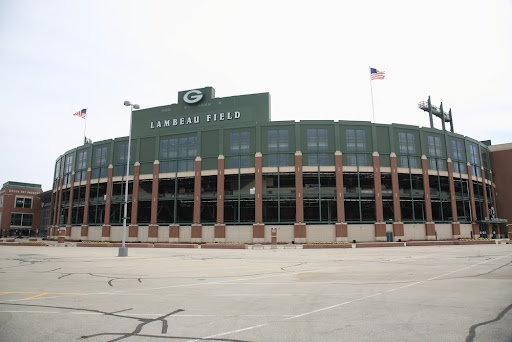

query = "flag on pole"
370;67;385;80
73;108;87;119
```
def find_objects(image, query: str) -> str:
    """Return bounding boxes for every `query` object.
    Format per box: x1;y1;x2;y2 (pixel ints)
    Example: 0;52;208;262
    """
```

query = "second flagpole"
369;68;376;123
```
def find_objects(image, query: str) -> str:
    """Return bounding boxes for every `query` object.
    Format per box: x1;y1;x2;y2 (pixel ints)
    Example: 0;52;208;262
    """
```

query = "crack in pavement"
465;303;512;342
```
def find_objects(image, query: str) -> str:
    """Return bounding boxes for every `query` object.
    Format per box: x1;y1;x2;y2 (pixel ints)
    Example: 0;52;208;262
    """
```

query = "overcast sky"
1;0;511;191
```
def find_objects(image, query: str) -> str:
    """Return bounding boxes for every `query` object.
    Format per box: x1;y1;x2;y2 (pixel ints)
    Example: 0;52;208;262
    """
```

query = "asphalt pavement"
0;244;511;341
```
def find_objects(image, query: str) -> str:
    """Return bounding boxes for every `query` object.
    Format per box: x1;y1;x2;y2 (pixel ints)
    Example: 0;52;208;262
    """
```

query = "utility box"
386;231;394;242
271;228;277;249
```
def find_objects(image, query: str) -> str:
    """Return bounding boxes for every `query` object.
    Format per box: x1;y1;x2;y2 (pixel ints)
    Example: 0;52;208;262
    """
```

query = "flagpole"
369;72;376;123
83;108;88;144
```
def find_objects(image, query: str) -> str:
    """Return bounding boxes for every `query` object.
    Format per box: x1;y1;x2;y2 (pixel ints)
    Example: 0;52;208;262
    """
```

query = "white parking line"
185;252;512;342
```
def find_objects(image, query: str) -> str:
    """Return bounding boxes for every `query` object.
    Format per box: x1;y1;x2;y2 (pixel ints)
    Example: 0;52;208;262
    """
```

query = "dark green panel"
140;137;155;163
380;154;391;167
376;126;391;154
201;130;220;157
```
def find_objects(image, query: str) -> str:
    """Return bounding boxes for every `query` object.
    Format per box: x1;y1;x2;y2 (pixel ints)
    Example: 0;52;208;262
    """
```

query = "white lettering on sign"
150;112;241;130
7;189;40;195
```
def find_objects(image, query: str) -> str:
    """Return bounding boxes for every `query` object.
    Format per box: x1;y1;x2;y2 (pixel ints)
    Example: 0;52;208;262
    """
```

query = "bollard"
271;228;277;249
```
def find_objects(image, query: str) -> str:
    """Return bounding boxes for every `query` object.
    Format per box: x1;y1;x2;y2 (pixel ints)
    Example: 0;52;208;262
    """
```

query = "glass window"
346;129;367;166
230;131;250;155
159;136;197;172
77;151;87;170
398;132;418;168
468;144;481;177
307;129;328;151
11;213;22;226
346;129;366;152
451;139;466;173
229;130;251;168
346;154;368;167
306;128;330;166
54;159;62;179
427;136;445;171
15;197;32;208
117;143;128;164
22;214;33;226
65;155;74;174
268;129;289;152
267;129;289;167
10;213;32;226
93;147;107;167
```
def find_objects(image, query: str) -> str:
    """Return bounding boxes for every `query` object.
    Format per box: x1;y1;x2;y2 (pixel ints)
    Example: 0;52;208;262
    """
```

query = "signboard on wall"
131;87;271;139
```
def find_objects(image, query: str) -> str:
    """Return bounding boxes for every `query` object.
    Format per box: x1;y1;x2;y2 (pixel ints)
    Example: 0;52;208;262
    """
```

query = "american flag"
73;108;87;119
370;67;385;80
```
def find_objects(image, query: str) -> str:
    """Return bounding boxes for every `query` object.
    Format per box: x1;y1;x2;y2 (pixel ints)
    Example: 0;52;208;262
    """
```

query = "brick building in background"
489;143;512;236
0;182;43;237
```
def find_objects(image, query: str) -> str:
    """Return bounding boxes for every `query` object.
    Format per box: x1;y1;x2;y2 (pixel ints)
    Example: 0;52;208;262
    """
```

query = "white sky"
1;0;511;191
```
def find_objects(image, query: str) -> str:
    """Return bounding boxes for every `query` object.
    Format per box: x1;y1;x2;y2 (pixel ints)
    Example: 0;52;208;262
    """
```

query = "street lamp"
118;101;140;257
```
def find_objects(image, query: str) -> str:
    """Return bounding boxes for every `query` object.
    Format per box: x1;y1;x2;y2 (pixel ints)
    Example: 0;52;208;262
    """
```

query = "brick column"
129;162;140;239
373;152;386;241
334;151;347;242
148;161;159;241
253;153;264;243
56;177;65;240
56;178;64;227
294;151;306;243
51;179;59;239
212;155;225;243
66;172;75;238
49;184;55;238
81;168;91;238
467;163;479;237
52;182;58;227
447;159;460;238
102;165;113;240
390;153;404;239
422;156;435;240
193;157;202;225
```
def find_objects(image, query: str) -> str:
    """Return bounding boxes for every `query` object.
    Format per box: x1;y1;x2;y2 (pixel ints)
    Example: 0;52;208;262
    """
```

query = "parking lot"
1;244;511;341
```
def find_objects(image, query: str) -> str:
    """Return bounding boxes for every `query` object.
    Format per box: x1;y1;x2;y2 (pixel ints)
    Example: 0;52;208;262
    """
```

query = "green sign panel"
131;87;270;139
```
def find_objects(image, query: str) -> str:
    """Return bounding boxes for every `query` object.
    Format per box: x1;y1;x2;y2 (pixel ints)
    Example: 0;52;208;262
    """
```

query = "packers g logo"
183;90;204;104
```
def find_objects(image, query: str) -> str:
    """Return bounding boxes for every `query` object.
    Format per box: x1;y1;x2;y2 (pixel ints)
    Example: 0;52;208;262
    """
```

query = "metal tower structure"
418;96;454;133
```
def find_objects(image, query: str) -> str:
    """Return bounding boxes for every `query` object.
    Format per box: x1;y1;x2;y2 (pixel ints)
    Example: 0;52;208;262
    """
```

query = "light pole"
118;101;139;257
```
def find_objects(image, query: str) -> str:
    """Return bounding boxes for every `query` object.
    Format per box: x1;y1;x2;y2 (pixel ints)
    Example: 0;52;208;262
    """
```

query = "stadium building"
47;87;509;243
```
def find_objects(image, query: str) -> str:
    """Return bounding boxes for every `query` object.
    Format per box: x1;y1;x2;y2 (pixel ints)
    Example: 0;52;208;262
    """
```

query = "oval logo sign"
183;90;204;104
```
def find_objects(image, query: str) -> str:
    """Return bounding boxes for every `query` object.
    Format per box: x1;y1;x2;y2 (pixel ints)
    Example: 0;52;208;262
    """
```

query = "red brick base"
253;224;265;239
335;223;348;237
148;225;158;238
294;223;306;238
169;225;179;238
215;224;226;238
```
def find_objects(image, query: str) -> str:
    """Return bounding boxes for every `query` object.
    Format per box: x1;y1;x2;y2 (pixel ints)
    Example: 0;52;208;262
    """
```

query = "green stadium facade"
47;87;508;243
